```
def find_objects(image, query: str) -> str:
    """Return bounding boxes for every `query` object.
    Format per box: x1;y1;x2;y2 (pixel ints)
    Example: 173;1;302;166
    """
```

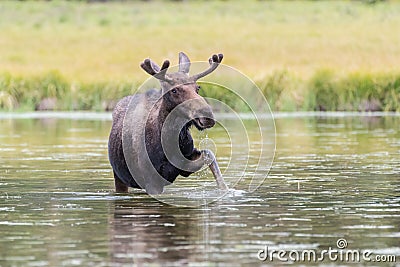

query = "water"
0;113;399;266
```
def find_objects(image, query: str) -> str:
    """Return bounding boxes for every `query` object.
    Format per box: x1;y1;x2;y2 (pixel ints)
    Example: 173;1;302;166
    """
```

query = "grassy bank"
1;1;400;111
269;70;400;112
0;72;137;111
1;71;399;112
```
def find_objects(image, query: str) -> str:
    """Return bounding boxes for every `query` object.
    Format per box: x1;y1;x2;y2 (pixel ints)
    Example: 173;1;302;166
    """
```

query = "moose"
108;52;228;194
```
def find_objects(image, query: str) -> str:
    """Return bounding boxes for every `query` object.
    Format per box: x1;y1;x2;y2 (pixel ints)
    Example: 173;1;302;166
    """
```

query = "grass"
0;72;138;111
2;71;399;112
1;0;400;111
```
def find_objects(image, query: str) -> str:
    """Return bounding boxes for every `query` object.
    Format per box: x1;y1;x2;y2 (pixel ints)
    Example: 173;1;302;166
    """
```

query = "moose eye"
196;85;201;93
171;89;177;94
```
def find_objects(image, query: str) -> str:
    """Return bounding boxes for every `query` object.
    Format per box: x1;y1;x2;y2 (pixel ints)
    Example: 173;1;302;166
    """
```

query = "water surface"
0;112;399;266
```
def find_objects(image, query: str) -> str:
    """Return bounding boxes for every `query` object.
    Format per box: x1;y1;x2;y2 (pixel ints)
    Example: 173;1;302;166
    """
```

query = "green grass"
0;72;138;111
305;71;400;111
2;71;399;112
1;0;400;111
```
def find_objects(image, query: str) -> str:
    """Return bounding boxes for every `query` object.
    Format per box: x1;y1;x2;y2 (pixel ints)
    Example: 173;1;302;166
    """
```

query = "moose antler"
140;58;171;81
191;53;223;81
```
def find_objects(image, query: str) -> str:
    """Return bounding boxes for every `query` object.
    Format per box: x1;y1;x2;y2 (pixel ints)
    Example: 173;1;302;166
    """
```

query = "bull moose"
108;52;228;194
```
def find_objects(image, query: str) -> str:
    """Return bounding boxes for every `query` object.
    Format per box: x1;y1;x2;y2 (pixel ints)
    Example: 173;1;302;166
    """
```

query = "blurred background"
1;2;400;266
1;0;399;112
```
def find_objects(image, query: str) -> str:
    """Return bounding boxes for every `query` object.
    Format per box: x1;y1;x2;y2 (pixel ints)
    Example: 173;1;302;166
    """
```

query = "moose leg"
188;149;228;190
114;171;129;193
202;149;229;190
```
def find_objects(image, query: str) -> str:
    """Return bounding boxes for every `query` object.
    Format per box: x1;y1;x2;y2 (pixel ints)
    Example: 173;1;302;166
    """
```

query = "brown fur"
108;52;223;194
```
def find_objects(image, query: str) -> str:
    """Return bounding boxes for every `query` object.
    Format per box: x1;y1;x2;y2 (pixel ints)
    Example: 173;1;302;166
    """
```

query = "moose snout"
175;97;216;130
195;116;215;129
193;106;215;130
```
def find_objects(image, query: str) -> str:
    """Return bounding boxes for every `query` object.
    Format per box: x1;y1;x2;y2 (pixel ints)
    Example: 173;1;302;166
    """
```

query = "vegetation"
0;72;137;111
1;0;400;111
1;71;399;112
258;70;400;112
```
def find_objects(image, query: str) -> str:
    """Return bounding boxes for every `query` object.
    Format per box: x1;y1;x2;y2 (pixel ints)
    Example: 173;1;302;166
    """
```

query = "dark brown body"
108;52;224;194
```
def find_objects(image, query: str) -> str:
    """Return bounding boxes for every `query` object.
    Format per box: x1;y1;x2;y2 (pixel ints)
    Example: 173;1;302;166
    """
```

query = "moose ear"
178;52;191;74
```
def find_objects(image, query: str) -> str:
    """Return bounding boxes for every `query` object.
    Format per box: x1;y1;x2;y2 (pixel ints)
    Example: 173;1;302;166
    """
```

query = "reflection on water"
0;113;399;266
110;199;202;266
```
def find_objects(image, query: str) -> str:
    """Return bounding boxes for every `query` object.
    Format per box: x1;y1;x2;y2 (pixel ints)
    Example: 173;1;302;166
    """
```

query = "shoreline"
0;111;398;121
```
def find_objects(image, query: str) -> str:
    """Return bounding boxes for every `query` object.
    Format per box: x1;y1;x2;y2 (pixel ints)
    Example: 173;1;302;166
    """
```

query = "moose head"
140;52;223;130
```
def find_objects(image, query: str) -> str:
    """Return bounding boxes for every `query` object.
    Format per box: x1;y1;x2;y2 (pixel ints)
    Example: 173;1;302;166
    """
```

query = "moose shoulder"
108;52;228;194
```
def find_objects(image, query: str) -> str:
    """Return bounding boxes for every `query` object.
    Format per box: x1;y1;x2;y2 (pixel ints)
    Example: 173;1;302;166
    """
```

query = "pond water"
0;112;399;266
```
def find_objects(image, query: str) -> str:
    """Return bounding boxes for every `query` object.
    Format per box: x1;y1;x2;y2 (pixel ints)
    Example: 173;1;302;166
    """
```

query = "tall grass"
1;71;399;112
0;72;137;111
305;71;400;111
